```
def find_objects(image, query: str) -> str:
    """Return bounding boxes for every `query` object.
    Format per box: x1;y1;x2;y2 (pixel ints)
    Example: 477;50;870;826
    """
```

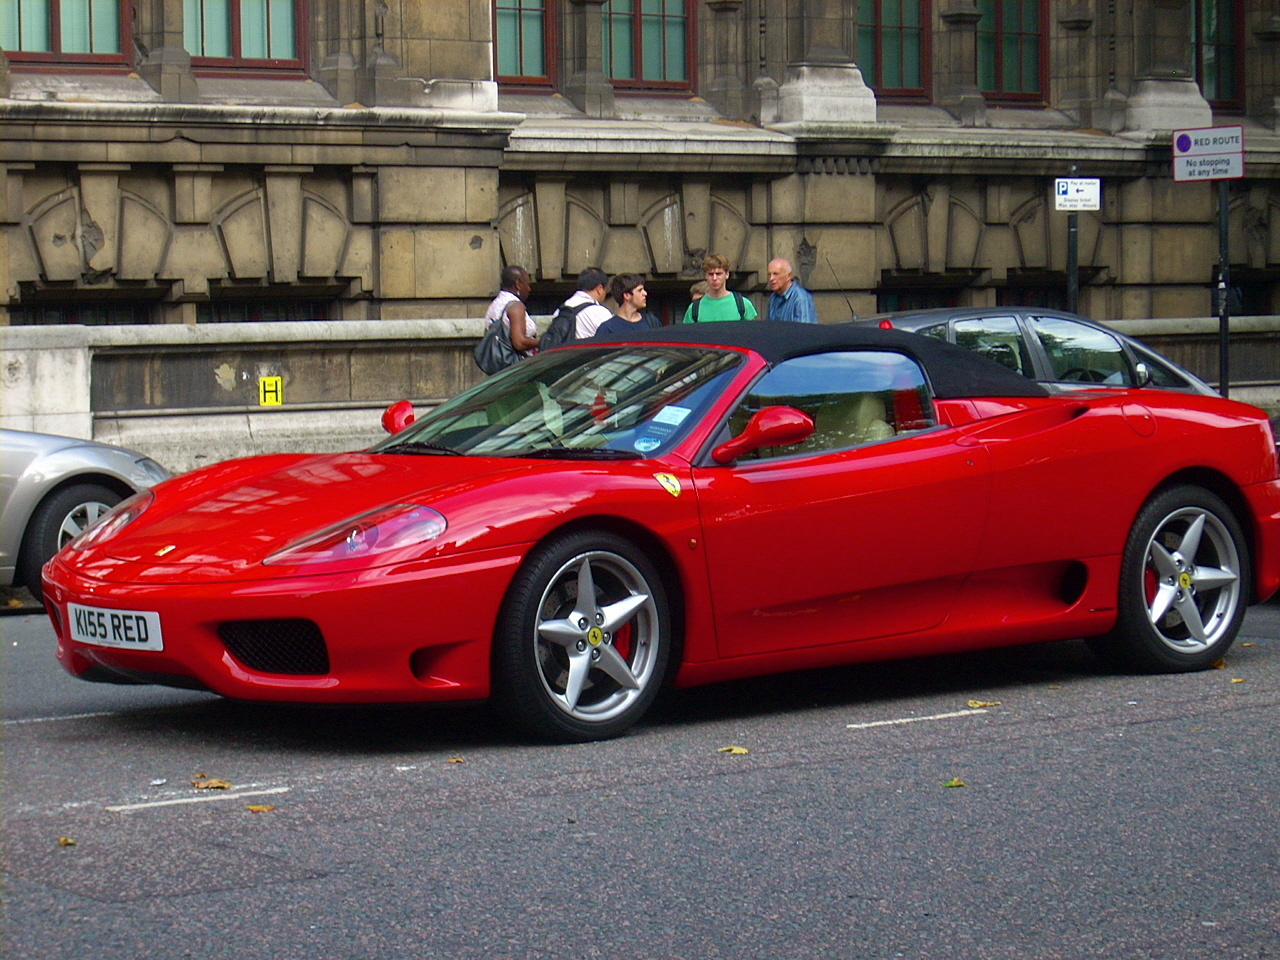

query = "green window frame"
601;0;691;88
1;0;126;61
1194;0;1242;107
184;0;300;64
976;0;1043;99
495;0;552;83
853;0;928;98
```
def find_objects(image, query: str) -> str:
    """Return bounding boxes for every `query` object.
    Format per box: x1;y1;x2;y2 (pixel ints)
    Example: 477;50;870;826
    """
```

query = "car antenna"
825;253;858;320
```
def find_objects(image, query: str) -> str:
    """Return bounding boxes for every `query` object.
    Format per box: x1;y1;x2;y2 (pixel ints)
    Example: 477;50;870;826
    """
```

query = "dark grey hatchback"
855;307;1217;396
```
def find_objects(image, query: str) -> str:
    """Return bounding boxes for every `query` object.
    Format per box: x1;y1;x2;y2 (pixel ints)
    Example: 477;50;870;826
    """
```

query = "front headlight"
263;504;447;566
66;491;154;552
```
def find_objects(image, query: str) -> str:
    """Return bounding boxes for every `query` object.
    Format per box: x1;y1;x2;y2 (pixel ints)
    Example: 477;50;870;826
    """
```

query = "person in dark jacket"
596;274;661;337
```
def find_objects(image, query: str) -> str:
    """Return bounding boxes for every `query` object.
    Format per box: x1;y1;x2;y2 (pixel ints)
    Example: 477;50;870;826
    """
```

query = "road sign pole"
1218;179;1230;398
1172;126;1243;399
1067;212;1078;314
1055;167;1096;314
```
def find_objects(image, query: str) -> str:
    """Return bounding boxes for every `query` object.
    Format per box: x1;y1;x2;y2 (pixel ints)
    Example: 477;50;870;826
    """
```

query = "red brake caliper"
613;621;632;661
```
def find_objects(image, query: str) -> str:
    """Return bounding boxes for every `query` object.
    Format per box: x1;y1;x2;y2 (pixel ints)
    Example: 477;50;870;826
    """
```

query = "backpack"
690;291;747;322
540;301;590;351
473;314;519;375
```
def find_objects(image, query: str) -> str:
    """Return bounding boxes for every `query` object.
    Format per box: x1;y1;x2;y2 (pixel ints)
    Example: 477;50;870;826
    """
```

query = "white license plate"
68;603;164;651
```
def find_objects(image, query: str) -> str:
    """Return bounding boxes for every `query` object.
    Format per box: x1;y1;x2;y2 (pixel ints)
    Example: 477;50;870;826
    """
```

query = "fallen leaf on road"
447;756;466;764
7;598;24;608
967;700;1000;709
57;836;76;846
1241;642;1255;647
191;774;231;790
1212;659;1226;669
245;805;275;813
717;745;749;755
941;778;966;788
1230;678;1245;684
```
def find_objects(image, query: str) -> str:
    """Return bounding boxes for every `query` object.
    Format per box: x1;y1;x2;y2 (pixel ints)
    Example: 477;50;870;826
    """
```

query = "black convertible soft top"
586;320;1049;399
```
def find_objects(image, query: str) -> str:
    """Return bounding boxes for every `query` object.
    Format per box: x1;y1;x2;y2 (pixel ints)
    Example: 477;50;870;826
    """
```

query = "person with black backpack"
540;267;613;351
680;253;757;323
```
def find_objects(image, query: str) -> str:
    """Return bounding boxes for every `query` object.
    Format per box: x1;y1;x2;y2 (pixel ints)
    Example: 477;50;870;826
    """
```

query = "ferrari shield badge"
654;473;681;498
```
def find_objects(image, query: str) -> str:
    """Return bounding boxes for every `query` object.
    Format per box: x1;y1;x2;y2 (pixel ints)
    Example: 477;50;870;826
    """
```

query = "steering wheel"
1059;367;1109;383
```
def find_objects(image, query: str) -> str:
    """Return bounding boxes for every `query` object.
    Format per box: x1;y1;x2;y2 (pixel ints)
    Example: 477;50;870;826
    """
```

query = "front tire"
1091;485;1248;672
492;530;671;742
17;483;123;592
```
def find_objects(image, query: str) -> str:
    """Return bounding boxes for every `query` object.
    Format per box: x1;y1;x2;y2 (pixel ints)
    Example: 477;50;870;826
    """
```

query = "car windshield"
372;346;745;459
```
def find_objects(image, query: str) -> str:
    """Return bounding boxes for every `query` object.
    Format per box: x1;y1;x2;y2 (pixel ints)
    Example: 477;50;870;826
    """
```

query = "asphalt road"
4;604;1279;960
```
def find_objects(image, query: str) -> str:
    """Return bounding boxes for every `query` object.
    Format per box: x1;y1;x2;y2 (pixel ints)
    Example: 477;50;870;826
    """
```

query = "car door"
691;351;992;659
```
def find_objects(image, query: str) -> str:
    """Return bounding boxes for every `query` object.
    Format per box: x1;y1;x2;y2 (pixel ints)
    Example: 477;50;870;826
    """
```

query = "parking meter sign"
1054;178;1100;211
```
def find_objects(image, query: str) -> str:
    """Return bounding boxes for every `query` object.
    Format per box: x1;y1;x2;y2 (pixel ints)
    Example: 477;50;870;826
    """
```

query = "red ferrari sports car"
43;323;1280;742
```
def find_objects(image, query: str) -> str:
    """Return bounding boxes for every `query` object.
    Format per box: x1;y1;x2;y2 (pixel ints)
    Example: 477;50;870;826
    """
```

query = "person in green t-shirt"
681;253;758;323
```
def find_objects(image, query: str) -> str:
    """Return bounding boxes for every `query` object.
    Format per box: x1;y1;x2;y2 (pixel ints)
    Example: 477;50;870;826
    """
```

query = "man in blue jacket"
766;258;817;323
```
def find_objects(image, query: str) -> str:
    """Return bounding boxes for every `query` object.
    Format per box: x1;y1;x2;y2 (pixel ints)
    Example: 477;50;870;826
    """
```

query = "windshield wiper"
386;440;462;456
516;446;639;460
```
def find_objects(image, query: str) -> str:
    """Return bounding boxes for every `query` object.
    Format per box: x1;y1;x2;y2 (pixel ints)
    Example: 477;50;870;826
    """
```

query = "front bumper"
42;546;524;704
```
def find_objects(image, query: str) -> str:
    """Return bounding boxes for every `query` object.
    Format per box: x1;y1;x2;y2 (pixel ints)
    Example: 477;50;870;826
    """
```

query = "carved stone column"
704;0;746;120
315;0;359;105
135;0;198;102
1056;5;1093;123
361;0;412;106
938;2;985;127
564;0;615;118
775;0;875;125
1125;0;1210;131
1257;15;1280;131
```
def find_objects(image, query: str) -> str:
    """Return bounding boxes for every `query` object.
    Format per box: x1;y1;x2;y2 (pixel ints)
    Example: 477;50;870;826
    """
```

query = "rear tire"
491;530;670;742
17;483;123;593
1089;485;1248;672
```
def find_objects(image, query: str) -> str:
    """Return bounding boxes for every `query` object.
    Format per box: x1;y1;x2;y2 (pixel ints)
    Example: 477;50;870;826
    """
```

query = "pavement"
1;585;42;614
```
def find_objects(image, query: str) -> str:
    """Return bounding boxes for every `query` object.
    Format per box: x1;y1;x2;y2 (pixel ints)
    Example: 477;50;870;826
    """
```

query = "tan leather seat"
808;392;894;450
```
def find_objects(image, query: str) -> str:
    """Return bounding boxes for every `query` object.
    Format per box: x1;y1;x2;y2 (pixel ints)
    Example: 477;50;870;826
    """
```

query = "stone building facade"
1;1;1278;329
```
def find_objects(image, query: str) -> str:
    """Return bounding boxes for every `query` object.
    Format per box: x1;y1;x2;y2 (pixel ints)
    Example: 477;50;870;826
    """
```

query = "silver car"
855;307;1217;395
1;429;169;592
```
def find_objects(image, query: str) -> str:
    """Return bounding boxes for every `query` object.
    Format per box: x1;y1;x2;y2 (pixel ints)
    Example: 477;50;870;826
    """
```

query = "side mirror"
381;400;416;434
712;406;815;464
1133;361;1152;388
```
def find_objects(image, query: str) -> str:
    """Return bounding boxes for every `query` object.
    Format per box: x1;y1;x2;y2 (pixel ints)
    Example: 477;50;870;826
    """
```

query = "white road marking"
847;708;989;730
106;787;290;813
4;711;116;725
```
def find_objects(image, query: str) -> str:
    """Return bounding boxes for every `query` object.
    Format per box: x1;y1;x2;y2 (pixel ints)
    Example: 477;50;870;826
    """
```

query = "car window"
726;351;937;460
1127;341;1193;388
1029;316;1133;385
373;346;744;459
952;317;1034;378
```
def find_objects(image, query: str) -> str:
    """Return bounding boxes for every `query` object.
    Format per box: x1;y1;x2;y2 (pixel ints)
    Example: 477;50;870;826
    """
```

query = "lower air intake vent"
217;619;330;675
